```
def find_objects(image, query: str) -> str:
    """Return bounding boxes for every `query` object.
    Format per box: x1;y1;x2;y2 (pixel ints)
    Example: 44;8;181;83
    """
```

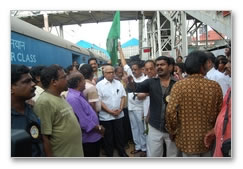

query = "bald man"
66;72;104;157
96;66;128;157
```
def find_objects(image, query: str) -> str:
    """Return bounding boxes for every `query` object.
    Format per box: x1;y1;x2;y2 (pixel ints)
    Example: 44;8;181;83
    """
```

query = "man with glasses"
96;65;128;157
33;65;84;157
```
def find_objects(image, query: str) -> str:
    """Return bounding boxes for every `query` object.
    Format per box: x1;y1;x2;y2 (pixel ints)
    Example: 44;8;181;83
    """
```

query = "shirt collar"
68;88;83;96
135;74;146;80
154;75;177;82
36;85;44;92
207;67;216;75
170;76;177;82
188;74;205;78
103;78;114;84
85;79;96;86
11;103;32;116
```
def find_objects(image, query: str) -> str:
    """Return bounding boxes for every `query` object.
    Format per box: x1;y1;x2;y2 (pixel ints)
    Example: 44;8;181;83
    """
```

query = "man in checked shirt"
166;50;223;157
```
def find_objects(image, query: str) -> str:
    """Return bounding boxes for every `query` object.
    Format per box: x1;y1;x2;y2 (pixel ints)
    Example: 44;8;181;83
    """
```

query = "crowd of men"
11;44;231;157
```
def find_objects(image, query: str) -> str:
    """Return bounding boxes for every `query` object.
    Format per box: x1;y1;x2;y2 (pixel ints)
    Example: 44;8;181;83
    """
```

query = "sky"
51;20;139;49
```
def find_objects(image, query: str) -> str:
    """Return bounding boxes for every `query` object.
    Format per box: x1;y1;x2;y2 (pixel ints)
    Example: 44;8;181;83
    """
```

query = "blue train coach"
11;16;109;68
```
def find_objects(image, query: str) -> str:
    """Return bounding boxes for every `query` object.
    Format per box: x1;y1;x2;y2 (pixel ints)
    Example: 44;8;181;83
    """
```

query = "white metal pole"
171;19;176;59
43;13;49;32
152;23;156;58
181;11;188;57
157;11;162;56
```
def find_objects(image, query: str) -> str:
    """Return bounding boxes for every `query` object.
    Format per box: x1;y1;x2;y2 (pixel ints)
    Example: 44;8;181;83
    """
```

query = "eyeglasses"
105;71;114;74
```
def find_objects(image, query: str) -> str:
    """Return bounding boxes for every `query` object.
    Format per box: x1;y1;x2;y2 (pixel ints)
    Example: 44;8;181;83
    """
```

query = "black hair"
30;65;46;83
114;66;123;73
65;65;77;75
101;63;112;67
79;64;93;79
155;56;172;65
185;50;208;75
11;64;30;85
88;57;97;64
215;57;228;70
169;57;175;74
169;57;175;66
216;55;226;60
67;75;82;89
205;51;216;64
175;62;185;73
177;56;183;60
144;60;155;67
41;64;63;89
130;60;144;69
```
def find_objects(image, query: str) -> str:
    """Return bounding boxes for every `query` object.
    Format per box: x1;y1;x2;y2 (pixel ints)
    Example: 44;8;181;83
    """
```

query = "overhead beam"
89;11;98;23
186;11;231;39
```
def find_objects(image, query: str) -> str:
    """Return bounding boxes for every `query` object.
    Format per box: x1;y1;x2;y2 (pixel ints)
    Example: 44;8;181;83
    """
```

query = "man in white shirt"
96;65;128;157
119;43;148;156
206;51;229;96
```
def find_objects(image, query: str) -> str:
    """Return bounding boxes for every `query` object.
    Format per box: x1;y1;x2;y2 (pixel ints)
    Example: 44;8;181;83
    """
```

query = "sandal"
140;151;147;157
130;149;141;154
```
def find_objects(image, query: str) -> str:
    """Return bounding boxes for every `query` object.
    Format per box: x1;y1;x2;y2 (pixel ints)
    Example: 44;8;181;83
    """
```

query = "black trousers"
100;118;125;157
83;139;101;157
122;108;133;144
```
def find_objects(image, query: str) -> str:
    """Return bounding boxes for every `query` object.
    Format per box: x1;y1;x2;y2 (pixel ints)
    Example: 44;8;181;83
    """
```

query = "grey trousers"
147;124;178;157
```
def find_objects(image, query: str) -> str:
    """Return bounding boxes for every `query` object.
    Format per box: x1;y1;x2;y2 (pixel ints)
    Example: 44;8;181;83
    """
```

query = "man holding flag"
106;11;120;66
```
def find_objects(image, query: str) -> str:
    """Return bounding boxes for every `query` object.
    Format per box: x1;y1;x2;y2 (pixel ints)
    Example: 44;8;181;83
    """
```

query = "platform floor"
100;141;146;157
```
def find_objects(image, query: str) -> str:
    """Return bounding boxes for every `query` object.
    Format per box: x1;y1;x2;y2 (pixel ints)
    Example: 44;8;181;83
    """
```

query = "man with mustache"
127;56;178;157
119;44;149;157
11;64;45;157
33;65;84;157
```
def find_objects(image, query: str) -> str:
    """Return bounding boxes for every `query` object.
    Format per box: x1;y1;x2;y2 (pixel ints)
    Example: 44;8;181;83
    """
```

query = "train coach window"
72;54;79;65
82;56;86;63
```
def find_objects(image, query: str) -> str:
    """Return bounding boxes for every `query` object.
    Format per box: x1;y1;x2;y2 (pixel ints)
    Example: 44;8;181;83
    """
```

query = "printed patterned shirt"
166;74;223;154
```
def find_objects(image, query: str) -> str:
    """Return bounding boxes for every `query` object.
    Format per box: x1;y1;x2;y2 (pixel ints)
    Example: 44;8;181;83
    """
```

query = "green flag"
106;11;120;66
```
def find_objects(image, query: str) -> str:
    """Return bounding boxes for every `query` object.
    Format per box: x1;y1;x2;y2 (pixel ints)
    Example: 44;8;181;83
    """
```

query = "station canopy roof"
121;38;139;48
15;11;155;28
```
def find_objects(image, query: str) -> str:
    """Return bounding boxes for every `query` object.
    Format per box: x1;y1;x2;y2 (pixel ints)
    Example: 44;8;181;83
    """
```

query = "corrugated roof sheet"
121;38;139;48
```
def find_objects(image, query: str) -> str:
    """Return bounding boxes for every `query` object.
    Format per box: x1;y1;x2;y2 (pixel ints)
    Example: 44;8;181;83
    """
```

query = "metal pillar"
152;22;156;58
139;18;143;58
43;13;49;32
59;25;64;38
170;20;176;58
156;11;162;56
181;11;188;57
196;25;198;47
146;11;189;59
205;25;208;48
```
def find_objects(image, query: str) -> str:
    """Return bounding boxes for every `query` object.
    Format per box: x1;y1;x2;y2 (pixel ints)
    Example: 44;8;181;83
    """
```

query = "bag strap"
222;90;231;137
